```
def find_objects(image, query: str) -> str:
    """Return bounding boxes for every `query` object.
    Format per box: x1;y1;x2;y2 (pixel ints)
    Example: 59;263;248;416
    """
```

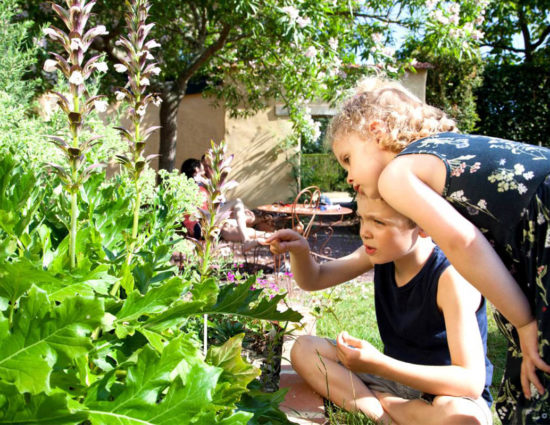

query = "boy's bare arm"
264;229;372;291
336;267;486;398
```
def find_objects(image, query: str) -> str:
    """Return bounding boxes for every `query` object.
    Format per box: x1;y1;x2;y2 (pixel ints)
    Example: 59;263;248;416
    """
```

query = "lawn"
307;277;507;425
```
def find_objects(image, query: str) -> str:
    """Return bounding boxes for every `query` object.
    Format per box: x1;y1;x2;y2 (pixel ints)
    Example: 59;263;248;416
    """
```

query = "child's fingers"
338;331;362;348
265;228;301;243
532;354;550;374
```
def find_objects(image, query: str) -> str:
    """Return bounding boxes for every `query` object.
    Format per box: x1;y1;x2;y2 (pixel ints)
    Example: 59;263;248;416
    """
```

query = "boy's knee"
432;396;489;425
290;335;320;368
290;335;314;360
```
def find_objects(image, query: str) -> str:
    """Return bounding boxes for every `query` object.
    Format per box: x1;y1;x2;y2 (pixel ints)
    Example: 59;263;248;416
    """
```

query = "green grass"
309;279;508;425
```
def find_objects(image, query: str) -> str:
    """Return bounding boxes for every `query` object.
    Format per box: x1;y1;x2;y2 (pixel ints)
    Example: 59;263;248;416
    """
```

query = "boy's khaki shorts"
326;338;492;425
356;372;493;425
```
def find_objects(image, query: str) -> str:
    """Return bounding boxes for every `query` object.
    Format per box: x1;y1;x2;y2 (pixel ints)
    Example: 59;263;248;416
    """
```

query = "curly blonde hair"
327;77;458;153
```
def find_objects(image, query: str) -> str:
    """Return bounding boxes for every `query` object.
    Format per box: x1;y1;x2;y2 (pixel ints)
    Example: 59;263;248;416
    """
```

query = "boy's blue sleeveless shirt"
374;245;494;405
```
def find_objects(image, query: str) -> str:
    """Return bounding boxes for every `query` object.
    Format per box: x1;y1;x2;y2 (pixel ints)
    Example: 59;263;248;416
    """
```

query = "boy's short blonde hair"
356;190;417;229
327;77;457;153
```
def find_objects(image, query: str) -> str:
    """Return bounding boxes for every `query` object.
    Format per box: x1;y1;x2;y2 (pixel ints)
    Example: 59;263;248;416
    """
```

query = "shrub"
300;153;350;193
475;63;550;146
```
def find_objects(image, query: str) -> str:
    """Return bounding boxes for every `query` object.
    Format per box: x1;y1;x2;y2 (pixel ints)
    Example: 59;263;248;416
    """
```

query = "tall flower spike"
43;0;108;268
111;0;161;297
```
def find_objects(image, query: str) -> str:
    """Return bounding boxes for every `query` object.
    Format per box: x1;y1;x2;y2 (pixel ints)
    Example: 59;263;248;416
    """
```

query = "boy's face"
332;131;392;199
356;196;419;264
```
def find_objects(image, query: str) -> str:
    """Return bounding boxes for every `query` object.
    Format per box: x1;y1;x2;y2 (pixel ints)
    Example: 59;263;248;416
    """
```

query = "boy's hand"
336;331;383;374
517;320;550;399
262;229;310;256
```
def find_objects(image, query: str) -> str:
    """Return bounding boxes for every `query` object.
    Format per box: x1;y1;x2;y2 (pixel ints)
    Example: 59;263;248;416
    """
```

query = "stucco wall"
141;95;295;208
142;94;226;172
224;106;296;208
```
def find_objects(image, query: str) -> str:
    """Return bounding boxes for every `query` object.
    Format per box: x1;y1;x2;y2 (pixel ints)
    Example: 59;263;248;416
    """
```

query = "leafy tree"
480;0;550;64
475;63;550;145
474;1;550;145
21;1;486;173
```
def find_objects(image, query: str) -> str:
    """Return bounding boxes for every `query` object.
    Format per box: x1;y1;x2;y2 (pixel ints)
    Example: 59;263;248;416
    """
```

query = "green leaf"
86;335;252;424
0;382;87;425
116;277;185;323
45;265;115;301
143;300;207;332
237;385;295;425
0;259;62;302
0;287;104;394
206;277;303;323
206;334;260;406
191;277;219;306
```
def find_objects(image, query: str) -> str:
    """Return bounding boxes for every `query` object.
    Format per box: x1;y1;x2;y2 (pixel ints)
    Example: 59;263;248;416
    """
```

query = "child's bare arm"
437;266;487;397
379;155;550;397
264;229;373;291
336;267;486;398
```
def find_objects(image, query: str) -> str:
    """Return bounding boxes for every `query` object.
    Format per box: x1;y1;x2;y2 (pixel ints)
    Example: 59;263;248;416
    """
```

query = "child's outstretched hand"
517;320;550;399
336;331;383;374
262;229;310;256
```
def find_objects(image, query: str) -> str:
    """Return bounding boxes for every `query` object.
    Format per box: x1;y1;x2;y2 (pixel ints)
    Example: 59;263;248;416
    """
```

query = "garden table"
256;186;354;259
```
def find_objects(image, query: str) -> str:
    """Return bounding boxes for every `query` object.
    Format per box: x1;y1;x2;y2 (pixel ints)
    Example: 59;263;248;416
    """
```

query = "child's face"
332;131;393;198
356;196;419;264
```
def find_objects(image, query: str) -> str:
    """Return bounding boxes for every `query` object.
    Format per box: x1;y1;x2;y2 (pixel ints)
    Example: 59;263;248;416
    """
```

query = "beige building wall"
142;69;427;208
142;95;295;208
224;106;296;208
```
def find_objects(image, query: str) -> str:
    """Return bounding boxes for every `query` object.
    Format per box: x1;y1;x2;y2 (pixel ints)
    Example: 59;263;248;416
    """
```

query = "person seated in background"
181;158;271;250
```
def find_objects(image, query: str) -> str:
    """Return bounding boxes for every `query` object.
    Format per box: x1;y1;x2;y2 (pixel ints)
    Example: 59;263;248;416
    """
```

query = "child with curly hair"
327;77;550;424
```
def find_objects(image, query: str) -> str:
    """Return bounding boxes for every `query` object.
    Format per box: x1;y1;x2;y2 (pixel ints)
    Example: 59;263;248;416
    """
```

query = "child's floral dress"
397;132;550;424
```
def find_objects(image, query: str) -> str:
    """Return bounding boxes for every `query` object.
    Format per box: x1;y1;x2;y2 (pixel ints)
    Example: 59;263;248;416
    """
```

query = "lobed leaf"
0;382;87;424
0;286;104;394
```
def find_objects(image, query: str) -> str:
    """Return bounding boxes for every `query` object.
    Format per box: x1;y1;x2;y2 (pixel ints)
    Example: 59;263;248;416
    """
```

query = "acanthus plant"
188;140;240;354
42;0;109;269
0;0;303;422
112;0;162;297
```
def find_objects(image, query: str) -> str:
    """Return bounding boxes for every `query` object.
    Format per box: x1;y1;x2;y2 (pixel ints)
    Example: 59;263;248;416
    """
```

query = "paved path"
279;303;327;425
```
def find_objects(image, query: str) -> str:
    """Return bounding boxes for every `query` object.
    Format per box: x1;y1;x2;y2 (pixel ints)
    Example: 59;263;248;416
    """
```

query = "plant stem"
203;313;208;357
200;196;219;356
131;163;141;241
70;189;77;268
69;92;80;269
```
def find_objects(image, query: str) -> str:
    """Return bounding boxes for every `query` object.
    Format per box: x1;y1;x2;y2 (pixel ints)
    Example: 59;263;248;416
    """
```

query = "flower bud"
43;59;58;72
114;64;128;73
69;70;84;85
93;62;108;72
94;100;108;112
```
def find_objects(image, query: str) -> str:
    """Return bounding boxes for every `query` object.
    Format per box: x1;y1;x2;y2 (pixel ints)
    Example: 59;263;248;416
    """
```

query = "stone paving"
278;303;327;425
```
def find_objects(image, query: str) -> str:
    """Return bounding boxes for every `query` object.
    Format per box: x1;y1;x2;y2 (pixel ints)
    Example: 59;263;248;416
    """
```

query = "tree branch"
176;24;231;94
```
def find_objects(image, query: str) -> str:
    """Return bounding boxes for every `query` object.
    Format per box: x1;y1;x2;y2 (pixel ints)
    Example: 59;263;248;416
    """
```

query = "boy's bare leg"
375;391;490;425
291;335;395;425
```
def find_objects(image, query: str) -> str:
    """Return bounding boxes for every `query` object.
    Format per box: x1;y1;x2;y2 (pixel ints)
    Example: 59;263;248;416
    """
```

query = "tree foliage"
418;52;484;132
475;63;550;146
20;0;486;171
480;0;550;64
